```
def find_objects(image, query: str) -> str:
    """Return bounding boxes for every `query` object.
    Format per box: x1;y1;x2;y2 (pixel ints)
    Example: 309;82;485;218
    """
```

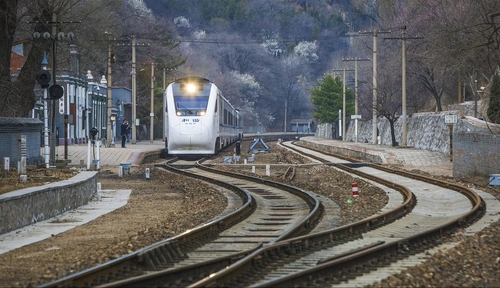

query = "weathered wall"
453;133;500;178
315;111;500;178
316;111;500;154
0;171;97;234
0;117;43;167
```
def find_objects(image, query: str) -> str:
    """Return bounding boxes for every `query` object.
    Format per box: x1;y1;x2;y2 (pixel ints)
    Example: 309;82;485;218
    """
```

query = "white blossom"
174;16;191;28
293;41;318;63
127;0;153;19
193;30;206;39
261;32;282;56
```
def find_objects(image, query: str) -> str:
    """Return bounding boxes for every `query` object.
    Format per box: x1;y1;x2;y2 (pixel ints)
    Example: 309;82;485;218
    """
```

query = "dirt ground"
0;141;499;287
0;141;389;287
0;166;77;195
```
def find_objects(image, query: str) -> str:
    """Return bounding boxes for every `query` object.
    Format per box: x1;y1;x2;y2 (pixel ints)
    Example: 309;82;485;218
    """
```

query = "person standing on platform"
121;119;131;148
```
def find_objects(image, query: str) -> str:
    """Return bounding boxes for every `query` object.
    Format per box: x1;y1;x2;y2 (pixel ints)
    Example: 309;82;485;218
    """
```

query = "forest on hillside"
144;0;500;130
1;0;500;132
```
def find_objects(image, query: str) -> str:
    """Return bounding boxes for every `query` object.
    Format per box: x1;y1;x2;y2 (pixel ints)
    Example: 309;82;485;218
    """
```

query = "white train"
163;76;242;156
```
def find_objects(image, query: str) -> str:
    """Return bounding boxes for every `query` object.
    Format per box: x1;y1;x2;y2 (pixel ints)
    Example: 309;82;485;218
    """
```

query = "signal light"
35;70;51;88
49;84;64;100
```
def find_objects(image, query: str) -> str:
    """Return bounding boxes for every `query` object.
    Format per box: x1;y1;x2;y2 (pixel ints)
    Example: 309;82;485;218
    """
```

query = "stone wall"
297;140;384;164
316;111;500;154
0;117;43;167
453;133;500;178
0;171;97;235
315;111;500;178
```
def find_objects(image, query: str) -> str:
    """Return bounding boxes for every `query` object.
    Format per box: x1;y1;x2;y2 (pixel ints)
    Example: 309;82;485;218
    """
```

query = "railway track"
38;158;322;287
187;141;485;287
38;141;485;287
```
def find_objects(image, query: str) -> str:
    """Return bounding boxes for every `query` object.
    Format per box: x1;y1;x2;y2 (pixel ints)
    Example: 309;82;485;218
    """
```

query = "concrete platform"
0;189;131;255
52;140;165;168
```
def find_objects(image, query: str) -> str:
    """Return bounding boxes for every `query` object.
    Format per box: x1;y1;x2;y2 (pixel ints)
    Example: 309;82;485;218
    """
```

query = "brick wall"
453;133;500;178
0;171;97;234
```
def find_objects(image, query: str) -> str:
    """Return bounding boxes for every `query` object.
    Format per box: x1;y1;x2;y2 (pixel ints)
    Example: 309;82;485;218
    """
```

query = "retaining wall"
297;140;384;164
316;112;500;154
453;133;500;178
0;171;98;235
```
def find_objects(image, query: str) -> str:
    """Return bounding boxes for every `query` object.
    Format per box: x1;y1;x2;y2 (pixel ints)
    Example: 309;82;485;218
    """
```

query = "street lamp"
100;76;106;140
86;70;92;136
475;83;485;119
94;85;100;139
110;114;116;146
32;22;75;163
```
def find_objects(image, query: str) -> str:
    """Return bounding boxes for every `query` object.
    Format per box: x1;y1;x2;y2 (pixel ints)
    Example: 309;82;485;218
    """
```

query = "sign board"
351;115;362;120
444;114;458;124
59;98;64;114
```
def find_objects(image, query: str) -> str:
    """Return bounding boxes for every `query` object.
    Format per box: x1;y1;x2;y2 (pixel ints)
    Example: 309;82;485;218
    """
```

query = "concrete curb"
0;171;98;235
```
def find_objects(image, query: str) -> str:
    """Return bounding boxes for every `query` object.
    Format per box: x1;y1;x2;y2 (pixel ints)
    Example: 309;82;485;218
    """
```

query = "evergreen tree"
310;75;354;124
487;72;500;124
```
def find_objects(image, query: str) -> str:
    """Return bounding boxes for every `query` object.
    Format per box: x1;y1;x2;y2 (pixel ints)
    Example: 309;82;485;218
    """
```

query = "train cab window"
172;82;211;116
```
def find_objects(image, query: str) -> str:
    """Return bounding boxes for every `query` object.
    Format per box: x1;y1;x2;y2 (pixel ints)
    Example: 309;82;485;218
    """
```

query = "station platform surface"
51;136;451;174
52;140;165;168
0;136;452;256
299;136;452;177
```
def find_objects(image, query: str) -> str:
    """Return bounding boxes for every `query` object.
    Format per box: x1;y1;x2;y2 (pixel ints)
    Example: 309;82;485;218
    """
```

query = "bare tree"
0;0;122;117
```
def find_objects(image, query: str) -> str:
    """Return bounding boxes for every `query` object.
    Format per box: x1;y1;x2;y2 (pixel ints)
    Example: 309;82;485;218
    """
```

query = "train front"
166;78;217;156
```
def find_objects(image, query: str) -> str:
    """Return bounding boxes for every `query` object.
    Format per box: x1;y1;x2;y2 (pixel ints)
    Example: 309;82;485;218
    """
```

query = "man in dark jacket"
121;119;131;148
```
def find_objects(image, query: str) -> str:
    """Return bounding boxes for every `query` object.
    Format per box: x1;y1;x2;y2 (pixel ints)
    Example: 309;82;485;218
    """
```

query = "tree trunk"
389;118;398;146
0;1;52;117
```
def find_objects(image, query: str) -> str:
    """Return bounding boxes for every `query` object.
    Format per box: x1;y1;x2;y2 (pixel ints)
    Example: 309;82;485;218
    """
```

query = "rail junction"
38;140;495;287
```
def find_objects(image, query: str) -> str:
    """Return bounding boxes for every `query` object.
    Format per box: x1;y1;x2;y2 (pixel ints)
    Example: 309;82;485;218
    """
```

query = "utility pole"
359;29;391;144
332;68;354;141
105;32;114;147
342;57;369;142
284;100;287;133
131;35;137;144
150;62;155;143
162;68;166;142
118;35;149;144
385;26;422;147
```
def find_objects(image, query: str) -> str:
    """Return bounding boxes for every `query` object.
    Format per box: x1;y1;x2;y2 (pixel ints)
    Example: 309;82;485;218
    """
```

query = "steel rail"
189;141;484;287
38;161;255;288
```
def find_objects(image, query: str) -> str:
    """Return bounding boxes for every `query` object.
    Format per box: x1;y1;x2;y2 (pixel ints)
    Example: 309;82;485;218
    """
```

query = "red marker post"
352;182;359;197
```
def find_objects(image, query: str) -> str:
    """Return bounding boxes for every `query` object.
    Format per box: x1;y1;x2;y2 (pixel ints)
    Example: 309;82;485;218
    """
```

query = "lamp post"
110;114;116;146
30;12;78;163
100;76;106;140
475;82;485;119
96;85;100;133
85;71;94;170
85;70;93;140
39;52;50;168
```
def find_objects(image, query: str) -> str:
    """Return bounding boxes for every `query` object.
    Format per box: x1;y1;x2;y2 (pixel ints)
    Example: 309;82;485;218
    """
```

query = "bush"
487;73;500;124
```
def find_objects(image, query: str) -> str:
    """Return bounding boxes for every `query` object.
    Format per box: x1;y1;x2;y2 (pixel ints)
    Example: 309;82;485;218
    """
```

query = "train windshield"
172;82;211;116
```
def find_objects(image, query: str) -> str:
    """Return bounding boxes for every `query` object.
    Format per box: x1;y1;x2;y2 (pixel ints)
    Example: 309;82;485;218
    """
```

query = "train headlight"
176;111;182;116
186;83;197;94
198;110;206;116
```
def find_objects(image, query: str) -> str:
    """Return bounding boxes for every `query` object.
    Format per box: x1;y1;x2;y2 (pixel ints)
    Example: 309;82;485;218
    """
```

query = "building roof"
290;118;314;125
